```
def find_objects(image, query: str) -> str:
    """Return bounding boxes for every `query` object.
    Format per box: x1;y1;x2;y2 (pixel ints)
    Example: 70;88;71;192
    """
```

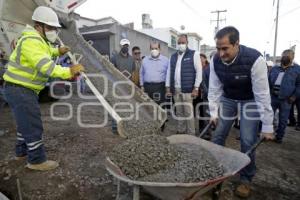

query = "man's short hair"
215;26;239;45
178;34;188;41
282;49;295;58
150;41;161;49
132;46;140;52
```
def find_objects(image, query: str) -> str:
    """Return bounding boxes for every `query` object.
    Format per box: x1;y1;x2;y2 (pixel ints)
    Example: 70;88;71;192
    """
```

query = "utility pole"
273;0;280;63
211;10;227;34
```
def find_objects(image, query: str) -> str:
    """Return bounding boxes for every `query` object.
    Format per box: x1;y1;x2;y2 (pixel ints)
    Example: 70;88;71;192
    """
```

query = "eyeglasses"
134;52;141;55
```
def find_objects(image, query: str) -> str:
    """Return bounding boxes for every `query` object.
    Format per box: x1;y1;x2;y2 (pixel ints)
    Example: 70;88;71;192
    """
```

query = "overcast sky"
76;0;300;63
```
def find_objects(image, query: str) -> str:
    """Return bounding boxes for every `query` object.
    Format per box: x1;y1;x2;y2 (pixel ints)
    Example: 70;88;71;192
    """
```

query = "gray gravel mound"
122;119;160;139
140;143;224;183
109;135;224;183
109;135;185;179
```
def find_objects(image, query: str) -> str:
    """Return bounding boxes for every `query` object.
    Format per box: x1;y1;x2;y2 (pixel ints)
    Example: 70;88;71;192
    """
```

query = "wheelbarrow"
106;134;265;200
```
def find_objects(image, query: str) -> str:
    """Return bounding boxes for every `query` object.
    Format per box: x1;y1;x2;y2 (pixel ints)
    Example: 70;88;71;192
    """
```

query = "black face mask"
281;56;291;66
121;46;129;54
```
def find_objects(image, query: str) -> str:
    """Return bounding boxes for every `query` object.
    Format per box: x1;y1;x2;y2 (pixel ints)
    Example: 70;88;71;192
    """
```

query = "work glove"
59;46;70;55
70;64;85;77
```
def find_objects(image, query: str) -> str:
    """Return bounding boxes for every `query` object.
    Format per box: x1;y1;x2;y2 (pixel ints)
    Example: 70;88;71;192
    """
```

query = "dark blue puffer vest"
170;49;196;93
213;45;261;100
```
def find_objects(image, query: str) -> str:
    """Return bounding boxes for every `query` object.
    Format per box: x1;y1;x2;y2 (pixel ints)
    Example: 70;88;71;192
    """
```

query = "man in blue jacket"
269;49;300;143
208;26;274;198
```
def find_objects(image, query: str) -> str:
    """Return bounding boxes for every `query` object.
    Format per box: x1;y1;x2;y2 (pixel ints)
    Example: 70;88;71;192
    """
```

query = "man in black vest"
166;34;202;135
208;26;275;198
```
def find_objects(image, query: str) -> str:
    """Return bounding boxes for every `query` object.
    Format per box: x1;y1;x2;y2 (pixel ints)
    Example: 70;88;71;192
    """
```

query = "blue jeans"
0;85;6;109
271;96;291;141
212;97;260;183
0;85;7;133
4;83;46;164
111;118;117;133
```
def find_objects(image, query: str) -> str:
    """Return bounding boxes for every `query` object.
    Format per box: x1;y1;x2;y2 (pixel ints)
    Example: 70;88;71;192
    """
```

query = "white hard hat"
266;60;274;66
32;6;61;27
120;39;130;46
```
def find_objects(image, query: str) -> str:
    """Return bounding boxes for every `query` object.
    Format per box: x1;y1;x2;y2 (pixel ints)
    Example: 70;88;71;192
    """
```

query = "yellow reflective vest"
3;25;72;93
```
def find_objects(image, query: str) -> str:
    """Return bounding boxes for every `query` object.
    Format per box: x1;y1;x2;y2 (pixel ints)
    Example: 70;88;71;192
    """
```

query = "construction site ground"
0;94;299;200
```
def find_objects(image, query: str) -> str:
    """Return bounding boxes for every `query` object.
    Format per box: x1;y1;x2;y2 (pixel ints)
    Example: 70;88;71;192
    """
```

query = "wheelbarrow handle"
199;121;213;138
245;137;265;156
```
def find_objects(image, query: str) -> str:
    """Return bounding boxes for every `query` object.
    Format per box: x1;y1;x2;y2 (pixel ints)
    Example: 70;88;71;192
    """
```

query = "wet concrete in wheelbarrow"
110;135;224;183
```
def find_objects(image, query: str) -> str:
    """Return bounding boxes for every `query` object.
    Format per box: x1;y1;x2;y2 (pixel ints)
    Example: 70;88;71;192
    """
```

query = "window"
171;35;177;48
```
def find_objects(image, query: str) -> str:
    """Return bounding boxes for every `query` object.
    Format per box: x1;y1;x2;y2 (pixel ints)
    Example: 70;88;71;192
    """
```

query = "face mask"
281;56;291;66
45;30;58;43
178;44;187;52
121;46;129;54
151;49;160;58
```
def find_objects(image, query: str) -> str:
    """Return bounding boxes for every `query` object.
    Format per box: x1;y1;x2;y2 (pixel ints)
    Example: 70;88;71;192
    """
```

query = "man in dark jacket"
166;34;202;135
208;26;274;198
269;49;300;143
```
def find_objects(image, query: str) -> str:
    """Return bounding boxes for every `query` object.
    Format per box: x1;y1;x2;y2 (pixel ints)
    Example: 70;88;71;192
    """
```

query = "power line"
180;0;208;21
280;5;300;18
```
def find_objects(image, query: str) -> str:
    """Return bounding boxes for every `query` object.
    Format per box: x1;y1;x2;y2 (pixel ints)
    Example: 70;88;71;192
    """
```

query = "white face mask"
151;49;160;58
178;44;187;52
45;30;58;43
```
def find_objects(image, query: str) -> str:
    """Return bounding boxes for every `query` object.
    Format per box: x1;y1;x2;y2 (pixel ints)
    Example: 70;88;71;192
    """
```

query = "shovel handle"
245;137;265;156
199;121;212;138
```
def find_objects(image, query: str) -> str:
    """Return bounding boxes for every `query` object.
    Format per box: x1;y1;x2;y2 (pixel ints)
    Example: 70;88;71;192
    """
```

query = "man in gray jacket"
110;39;135;134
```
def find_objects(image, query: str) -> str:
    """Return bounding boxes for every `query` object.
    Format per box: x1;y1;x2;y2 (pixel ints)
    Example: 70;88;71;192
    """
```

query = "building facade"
75;16;169;58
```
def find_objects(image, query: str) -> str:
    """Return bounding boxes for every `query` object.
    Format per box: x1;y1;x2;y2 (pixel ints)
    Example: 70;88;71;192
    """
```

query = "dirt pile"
109;135;224;183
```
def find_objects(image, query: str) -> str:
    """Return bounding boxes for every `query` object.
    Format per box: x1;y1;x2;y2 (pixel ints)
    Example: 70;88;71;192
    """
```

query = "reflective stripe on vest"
35;57;55;77
15;36;43;64
7;35;56;87
8;58;54;79
45;61;55;76
5;70;45;86
8;61;34;74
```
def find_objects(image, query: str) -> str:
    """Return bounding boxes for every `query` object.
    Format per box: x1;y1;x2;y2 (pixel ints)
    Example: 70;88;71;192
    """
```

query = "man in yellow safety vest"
3;6;84;171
